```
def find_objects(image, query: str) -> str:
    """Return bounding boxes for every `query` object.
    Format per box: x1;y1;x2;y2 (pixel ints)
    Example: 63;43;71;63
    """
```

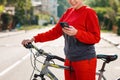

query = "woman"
22;0;100;80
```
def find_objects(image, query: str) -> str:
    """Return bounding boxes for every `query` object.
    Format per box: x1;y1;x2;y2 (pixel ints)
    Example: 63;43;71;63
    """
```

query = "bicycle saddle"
97;54;118;63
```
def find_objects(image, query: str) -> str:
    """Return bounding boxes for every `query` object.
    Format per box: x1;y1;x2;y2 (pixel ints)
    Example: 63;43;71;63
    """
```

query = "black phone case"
60;22;69;28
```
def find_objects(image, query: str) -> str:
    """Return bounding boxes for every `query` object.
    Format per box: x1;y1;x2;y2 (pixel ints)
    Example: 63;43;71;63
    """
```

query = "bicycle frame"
24;43;118;80
96;61;107;80
24;43;70;80
36;58;69;80
96;54;118;80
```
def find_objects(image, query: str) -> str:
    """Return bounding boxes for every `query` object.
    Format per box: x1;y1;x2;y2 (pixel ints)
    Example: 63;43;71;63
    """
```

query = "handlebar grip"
24;42;34;48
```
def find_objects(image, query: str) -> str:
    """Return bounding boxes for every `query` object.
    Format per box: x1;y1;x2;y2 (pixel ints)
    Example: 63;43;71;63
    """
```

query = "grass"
101;29;112;33
17;25;49;31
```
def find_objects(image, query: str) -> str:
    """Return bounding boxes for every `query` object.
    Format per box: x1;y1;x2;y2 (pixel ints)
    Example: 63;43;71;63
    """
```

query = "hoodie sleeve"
33;9;70;43
75;9;101;44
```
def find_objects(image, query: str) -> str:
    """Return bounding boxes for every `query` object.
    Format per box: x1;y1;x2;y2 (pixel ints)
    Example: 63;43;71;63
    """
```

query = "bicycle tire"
33;75;51;80
118;78;120;80
96;72;106;80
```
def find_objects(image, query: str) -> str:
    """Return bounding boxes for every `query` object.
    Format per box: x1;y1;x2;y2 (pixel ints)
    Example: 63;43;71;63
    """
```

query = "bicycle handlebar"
24;43;65;62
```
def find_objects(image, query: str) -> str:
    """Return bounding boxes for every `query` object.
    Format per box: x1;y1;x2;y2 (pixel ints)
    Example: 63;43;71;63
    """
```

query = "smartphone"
60;22;69;28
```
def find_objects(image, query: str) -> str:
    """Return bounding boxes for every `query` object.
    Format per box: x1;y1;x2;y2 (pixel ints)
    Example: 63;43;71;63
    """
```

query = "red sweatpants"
64;58;97;80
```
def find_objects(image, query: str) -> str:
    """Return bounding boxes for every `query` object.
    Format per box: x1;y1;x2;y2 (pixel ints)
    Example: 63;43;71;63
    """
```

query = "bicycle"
24;43;71;80
96;54;118;80
24;43;118;80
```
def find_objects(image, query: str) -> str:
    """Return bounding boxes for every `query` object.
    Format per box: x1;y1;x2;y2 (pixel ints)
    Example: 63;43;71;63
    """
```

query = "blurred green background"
0;0;120;35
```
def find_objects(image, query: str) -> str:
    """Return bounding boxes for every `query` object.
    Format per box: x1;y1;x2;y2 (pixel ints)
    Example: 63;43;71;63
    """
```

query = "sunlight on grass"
17;25;47;30
101;30;112;33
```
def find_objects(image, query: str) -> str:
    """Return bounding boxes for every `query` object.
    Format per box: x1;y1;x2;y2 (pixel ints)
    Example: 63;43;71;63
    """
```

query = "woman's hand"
62;26;78;36
21;38;34;46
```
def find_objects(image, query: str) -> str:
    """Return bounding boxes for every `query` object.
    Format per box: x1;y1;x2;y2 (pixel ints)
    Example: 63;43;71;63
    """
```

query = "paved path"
0;30;25;38
1;29;120;48
0;28;120;80
101;32;120;48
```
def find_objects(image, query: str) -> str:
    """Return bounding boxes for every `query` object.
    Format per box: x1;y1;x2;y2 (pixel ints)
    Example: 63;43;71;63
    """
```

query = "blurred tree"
14;0;32;25
58;0;69;18
0;0;32;30
86;0;120;31
85;0;110;7
0;0;5;4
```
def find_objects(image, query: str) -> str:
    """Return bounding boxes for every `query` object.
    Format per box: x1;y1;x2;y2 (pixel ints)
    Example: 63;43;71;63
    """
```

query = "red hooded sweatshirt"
34;6;100;61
